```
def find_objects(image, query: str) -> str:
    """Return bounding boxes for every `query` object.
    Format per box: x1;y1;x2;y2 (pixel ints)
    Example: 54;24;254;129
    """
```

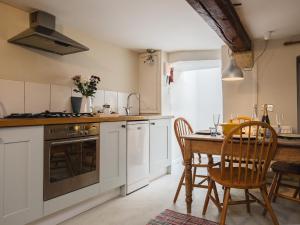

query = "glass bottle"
261;104;271;137
261;104;270;124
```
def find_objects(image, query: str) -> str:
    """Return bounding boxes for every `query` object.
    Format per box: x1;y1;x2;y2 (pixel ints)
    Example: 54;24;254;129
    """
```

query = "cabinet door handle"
150;122;155;125
137;127;142;130
121;125;126;128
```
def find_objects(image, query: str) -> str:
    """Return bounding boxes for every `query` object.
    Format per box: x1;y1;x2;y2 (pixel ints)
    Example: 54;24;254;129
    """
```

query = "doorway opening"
170;60;223;162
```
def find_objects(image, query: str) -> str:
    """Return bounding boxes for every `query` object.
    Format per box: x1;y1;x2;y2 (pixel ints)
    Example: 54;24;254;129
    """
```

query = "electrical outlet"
260;104;274;112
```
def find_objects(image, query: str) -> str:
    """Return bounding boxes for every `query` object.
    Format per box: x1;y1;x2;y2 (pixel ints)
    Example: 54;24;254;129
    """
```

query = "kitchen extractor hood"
8;10;89;55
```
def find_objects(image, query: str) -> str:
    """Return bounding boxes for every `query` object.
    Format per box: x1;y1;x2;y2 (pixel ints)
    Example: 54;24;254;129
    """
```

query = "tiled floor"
60;165;300;225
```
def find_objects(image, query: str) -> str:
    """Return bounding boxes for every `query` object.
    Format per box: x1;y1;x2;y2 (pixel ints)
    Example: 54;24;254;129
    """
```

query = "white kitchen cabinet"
0;126;43;225
149;119;172;180
100;122;126;193
138;52;162;113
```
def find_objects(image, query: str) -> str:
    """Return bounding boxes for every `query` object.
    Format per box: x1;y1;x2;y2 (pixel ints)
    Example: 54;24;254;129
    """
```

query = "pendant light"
222;54;244;81
144;49;156;65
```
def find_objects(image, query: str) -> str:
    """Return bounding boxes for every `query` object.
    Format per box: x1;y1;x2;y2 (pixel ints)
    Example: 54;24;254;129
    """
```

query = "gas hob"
5;111;93;119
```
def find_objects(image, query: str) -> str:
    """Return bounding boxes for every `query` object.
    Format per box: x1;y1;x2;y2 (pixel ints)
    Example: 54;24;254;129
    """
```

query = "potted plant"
72;75;101;113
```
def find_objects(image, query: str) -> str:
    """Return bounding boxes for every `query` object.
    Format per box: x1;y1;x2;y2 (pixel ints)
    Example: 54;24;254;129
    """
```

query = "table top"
183;134;300;148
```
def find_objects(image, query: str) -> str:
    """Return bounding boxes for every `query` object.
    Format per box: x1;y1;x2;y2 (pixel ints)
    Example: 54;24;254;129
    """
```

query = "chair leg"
202;178;213;215
272;173;282;202
173;170;185;203
269;172;280;200
245;189;251;213
212;181;220;201
260;185;280;225
212;181;221;210
221;185;231;201
263;172;279;215
292;178;300;198
220;187;231;225
293;189;299;198
293;187;300;198
193;166;197;185
298;179;300;199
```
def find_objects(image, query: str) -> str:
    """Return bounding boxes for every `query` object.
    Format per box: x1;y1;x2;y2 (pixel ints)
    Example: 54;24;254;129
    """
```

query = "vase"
71;96;82;114
82;96;93;113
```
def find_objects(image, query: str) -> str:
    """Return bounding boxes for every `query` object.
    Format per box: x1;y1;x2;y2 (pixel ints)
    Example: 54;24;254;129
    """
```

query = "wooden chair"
202;121;279;225
268;161;300;203
173;117;219;203
225;115;254;179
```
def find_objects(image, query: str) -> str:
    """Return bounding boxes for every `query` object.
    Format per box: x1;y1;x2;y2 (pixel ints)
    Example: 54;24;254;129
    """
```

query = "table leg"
184;139;193;214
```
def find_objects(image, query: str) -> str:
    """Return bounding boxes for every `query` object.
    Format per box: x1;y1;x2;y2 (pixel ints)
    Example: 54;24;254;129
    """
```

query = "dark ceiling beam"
186;0;252;52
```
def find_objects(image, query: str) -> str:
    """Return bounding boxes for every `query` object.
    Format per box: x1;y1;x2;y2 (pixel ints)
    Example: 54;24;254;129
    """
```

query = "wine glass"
213;114;220;135
276;113;284;133
276;113;283;126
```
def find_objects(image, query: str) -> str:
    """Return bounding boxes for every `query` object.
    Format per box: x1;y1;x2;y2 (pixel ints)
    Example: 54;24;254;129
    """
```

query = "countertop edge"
0;115;174;128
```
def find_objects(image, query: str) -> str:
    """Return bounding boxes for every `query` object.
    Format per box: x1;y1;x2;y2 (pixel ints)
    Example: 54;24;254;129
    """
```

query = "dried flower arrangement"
72;75;101;97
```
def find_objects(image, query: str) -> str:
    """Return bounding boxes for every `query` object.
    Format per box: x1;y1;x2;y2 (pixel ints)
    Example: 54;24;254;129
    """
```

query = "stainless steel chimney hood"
8;10;89;55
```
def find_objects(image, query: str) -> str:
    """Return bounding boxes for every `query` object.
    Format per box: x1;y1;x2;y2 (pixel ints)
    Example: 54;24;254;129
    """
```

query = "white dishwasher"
126;121;150;194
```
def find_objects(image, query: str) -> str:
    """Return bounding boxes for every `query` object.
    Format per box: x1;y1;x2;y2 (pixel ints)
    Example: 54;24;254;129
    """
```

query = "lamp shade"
222;56;244;81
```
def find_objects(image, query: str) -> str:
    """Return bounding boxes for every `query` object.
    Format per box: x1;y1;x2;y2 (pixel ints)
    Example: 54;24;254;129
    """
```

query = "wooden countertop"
0;114;174;128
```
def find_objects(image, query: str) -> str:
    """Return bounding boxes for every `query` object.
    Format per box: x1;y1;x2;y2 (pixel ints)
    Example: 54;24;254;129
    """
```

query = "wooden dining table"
182;134;300;214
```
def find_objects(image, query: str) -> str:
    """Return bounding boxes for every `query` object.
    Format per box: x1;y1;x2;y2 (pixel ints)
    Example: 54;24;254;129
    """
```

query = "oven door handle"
50;137;99;146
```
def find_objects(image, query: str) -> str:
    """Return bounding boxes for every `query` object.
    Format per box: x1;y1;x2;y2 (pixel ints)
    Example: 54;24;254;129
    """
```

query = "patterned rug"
147;209;218;225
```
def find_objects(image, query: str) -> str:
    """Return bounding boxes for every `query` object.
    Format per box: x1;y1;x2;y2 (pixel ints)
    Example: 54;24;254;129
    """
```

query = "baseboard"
127;178;149;194
44;183;100;216
29;188;121;225
150;167;169;181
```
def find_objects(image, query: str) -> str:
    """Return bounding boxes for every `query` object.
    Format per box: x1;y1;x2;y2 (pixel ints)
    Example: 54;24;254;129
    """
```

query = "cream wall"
256;40;299;131
222;45;258;121
0;3;138;92
222;39;300;131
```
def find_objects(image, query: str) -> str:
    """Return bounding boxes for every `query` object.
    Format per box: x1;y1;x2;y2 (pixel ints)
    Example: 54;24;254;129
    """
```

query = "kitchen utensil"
195;130;211;135
71;96;82;113
103;104;112;114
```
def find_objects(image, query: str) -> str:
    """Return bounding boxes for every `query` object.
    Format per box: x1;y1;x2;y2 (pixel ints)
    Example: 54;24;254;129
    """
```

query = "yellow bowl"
220;123;240;136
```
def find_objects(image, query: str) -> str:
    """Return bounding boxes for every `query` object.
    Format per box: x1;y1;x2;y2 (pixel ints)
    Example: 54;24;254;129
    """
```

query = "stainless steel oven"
44;123;99;201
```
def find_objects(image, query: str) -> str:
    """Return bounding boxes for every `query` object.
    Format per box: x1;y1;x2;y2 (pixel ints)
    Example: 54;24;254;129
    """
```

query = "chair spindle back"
221;121;278;186
174;117;193;159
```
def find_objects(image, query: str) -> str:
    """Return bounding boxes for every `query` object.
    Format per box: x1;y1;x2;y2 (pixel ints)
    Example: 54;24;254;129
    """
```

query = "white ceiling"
3;0;299;52
1;0;224;52
233;0;300;40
